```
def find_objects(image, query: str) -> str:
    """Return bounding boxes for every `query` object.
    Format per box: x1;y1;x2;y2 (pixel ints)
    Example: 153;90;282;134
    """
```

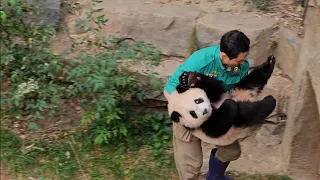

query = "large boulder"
26;0;61;28
68;0;201;57
196;12;278;67
281;0;320;179
274;28;302;79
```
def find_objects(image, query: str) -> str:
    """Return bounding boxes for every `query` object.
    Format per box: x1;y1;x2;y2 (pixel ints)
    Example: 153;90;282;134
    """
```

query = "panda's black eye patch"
194;98;204;104
190;111;198;118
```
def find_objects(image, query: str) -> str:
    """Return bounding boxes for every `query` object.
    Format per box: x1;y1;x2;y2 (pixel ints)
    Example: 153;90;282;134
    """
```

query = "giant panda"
167;55;277;145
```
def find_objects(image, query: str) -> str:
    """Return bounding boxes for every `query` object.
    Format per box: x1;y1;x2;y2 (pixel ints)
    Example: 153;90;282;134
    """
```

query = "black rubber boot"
206;148;233;180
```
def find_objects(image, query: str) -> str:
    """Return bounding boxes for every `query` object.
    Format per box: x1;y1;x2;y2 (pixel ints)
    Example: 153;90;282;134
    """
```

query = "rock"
198;0;246;13
274;28;302;79
68;0;201;57
20;134;27;140
238;126;260;141
201;123;285;175
255;124;282;148
118;56;183;81
281;2;320;179
279;0;296;5
259;67;293;122
13;122;20;128
194;0;200;4
26;0;61;28
196;12;279;67
154;0;172;3
309;0;320;7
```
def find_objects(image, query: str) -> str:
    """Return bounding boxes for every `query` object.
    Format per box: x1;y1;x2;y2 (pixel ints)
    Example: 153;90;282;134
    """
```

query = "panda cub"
168;55;277;139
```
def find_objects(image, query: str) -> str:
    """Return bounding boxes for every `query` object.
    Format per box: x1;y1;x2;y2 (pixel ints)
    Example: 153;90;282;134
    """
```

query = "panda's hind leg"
253;55;276;79
235;55;276;90
234;95;276;127
200;99;238;138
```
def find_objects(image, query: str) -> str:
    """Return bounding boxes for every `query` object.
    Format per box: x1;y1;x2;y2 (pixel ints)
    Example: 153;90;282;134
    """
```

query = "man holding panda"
164;30;251;180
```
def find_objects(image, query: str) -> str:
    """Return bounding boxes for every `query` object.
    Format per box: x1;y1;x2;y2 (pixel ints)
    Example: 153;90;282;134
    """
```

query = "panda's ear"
170;111;181;122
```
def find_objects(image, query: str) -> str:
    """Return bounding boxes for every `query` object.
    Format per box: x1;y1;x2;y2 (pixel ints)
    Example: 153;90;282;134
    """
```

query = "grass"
0;128;176;180
1;128;292;180
251;0;269;10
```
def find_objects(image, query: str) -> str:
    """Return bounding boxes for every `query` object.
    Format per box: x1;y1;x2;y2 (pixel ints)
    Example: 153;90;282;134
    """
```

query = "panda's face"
168;88;213;128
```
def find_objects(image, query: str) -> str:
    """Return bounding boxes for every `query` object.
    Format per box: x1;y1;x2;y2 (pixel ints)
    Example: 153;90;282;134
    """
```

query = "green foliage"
64;31;165;149
62;0;81;15
1;129;40;173
62;1;171;157
2;129;293;180
251;0;269;10
1;0;172;166
1;128;176;179
0;0;65;119
1;128;80;179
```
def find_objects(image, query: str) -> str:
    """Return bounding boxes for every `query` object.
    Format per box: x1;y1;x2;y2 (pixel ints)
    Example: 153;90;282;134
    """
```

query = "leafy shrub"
0;0;66;120
251;0;269;10
65;40;165;147
1;0;173;160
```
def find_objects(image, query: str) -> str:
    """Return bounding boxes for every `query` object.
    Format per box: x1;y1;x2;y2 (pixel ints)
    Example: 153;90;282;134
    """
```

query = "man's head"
220;30;250;67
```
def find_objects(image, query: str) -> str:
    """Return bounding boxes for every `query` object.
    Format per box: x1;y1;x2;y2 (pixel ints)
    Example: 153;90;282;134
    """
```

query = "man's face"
221;52;249;67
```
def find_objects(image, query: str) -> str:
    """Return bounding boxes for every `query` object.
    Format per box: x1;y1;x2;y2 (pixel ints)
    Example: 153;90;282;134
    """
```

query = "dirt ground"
2;99;82;142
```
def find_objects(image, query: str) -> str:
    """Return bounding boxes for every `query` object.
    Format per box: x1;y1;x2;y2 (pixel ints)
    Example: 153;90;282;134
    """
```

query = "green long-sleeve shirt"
164;45;249;94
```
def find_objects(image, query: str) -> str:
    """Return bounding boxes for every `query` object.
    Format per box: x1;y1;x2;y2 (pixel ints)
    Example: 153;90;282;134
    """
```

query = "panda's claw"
268;55;276;65
176;84;189;93
189;73;202;87
179;72;202;88
179;72;189;86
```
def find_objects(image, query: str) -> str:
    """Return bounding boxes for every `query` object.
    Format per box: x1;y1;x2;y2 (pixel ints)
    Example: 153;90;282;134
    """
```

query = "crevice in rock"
164;16;176;31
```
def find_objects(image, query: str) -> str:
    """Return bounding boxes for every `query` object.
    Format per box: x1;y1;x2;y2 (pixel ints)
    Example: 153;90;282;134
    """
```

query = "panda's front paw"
179;72;202;87
176;84;189;93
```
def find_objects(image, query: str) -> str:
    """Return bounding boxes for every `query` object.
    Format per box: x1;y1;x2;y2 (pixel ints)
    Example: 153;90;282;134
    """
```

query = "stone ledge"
68;0;201;57
68;0;279;67
196;12;279;66
274;28;302;79
26;0;61;28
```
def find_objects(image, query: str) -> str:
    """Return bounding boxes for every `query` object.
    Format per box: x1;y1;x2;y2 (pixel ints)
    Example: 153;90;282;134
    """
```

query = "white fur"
230;88;259;102
167;88;213;128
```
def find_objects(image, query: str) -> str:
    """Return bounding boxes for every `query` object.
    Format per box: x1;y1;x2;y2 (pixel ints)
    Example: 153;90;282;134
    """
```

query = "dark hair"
220;30;250;59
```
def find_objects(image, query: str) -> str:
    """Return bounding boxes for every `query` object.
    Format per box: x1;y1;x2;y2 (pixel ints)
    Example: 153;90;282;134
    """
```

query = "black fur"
184;126;195;131
200;99;238;138
176;84;190;93
234;55;275;91
234;95;276;127
179;72;225;102
171;111;181;123
174;55;277;138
